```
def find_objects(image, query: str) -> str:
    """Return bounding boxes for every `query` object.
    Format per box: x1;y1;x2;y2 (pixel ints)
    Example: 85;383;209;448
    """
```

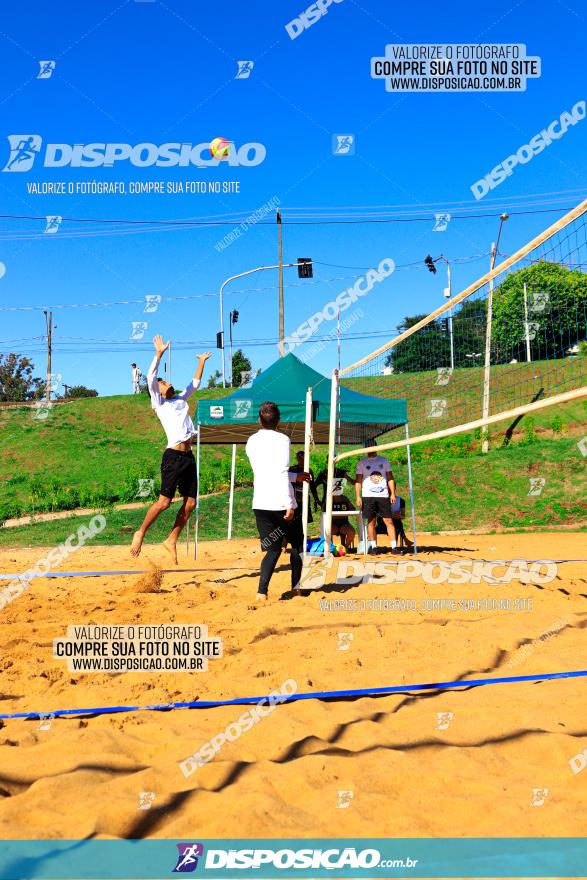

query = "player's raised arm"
147;335;170;402
178;352;211;401
193;352;211;385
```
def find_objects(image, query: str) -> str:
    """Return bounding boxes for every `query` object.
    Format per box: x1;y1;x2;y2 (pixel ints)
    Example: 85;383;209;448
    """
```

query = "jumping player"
130;335;210;563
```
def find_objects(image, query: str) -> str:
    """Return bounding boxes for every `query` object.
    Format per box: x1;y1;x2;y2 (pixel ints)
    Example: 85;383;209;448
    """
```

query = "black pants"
253;509;304;595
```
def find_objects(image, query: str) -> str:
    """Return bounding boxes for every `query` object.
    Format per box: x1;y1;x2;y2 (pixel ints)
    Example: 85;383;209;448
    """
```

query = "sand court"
0;533;585;840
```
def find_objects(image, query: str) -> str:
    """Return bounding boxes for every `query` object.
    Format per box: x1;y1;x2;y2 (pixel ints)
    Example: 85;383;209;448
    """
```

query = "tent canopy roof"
197;354;407;444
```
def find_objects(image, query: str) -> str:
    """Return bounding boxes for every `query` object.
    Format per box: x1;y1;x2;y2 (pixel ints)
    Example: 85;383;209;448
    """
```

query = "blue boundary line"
1;559;586;579
1;669;585;721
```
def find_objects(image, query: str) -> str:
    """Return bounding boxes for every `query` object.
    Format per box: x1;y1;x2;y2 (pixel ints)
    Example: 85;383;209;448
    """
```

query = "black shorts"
332;517;351;531
254;509;304;553
160;448;197;500
362;497;392;520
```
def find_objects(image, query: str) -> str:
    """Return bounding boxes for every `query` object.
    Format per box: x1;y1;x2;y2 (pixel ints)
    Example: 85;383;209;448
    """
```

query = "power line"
1;328;404;353
0;202;579;232
0;252;496;313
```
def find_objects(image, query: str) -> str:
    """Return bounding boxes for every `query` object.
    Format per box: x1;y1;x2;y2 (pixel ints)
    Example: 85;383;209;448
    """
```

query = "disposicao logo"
2;136;266;171
3;135;43;172
173;843;204;873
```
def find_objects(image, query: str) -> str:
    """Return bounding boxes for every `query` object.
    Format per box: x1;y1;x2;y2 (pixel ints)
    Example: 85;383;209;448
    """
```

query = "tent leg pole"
405;423;417;555
194;425;200;560
324;369;338;558
302;387;313;563
228;443;236;540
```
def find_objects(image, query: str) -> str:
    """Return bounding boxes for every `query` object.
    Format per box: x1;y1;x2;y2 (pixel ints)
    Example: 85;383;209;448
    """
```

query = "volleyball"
210;137;230;160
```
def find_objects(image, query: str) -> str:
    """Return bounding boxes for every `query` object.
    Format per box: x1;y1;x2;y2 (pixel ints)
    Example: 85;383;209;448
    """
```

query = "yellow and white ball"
210;137;230;160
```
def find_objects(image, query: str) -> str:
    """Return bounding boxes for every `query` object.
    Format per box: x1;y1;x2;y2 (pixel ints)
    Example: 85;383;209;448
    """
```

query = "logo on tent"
234;400;252;419
210;405;224;419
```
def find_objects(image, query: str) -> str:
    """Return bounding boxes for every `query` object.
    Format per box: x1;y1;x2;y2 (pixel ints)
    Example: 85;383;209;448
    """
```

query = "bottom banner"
0;838;586;878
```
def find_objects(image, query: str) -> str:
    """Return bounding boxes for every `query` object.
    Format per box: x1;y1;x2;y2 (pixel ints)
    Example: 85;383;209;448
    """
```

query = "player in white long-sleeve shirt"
246;401;309;602
130;335;210;563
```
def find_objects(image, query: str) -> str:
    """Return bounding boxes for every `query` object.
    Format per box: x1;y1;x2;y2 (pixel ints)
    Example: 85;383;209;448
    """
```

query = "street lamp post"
218;262;298;388
481;213;509;453
437;256;454;370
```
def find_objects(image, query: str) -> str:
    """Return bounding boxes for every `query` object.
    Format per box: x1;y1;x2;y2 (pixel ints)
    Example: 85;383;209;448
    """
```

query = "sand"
0;532;585;841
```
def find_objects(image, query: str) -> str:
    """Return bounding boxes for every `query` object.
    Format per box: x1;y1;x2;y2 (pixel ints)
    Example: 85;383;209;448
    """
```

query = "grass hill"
1;435;585;547
1;362;586;537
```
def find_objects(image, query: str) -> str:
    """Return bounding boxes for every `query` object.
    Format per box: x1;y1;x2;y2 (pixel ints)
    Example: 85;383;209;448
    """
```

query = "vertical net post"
405;423;417;555
227;443;236;540
194;424;201;560
302;387;313;561
323;369;339;558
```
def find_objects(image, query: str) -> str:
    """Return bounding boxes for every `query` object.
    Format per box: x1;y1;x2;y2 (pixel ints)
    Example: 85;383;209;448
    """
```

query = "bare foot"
162;538;178;565
130;531;144;558
255;592;268;603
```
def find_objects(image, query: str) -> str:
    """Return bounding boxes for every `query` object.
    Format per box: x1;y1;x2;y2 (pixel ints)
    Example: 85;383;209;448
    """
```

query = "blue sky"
0;0;585;395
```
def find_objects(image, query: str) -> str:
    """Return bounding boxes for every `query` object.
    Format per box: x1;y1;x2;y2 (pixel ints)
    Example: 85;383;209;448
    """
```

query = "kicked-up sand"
0;532;585;840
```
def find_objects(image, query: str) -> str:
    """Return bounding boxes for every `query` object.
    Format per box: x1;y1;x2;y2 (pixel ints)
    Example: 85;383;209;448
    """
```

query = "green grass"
1;361;585;530
0;389;236;522
1;437;585;547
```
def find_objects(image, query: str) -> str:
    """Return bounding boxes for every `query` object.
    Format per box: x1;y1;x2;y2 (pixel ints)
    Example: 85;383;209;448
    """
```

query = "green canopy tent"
192;353;415;555
198;353;408;443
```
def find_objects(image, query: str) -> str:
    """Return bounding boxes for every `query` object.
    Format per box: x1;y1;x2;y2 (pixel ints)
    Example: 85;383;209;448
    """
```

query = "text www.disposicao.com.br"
70;657;201;671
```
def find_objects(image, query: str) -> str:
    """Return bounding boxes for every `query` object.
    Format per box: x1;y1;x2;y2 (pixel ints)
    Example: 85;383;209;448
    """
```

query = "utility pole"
277;210;284;354
44;310;53;403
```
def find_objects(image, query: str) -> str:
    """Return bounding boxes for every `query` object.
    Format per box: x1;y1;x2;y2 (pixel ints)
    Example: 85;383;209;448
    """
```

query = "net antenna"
324;197;587;545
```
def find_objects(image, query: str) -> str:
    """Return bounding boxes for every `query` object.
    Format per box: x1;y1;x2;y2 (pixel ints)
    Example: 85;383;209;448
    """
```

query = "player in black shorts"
246;403;310;601
355;440;397;554
130;335;210;563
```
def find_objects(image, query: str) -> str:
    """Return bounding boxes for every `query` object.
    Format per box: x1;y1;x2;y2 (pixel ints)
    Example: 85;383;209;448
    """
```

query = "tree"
0;353;44;401
231;349;252;386
206;369;222;389
386;315;450;373
387;302;492;373
385;261;587;374
492;262;587;362
68;385;98;399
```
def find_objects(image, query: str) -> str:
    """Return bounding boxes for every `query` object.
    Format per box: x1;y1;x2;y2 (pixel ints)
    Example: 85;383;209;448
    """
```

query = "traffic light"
297;257;313;278
216;331;223;349
425;255;437;274
439;318;449;335
231;310;239;324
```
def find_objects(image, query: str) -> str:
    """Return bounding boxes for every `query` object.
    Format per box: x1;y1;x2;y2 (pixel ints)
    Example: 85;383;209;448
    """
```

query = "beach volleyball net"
340;198;587;451
322;197;587;545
